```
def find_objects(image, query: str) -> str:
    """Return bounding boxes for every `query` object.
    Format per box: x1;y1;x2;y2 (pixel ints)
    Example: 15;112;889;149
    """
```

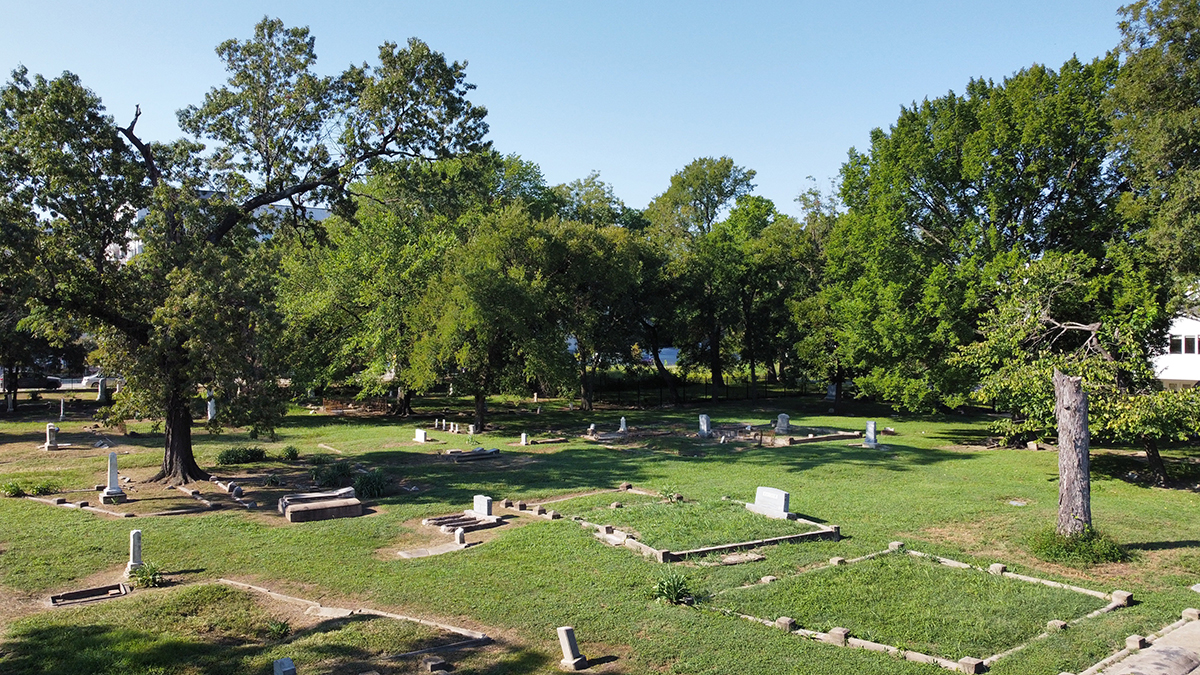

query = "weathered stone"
829;557;846;566
610;502;623;509
285;498;363;523
888;541;905;551
720;552;764;565
1113;590;1134;606
124;529;143;577
1184;608;1200;621
454;527;465;545
618;482;632;491
533;505;546;515
557;626;587;670
776;414;789;434
825;627;849;646
1127;634;1148;650
619;417;627;432
516;501;527;510
745;486;790;519
698;414;712;438
500;498;513;508
472;495;493;516
775;616;796;631
1047;619;1068;631
957;656;985;674
421;655;449;672
865;420;877;447
760;576;778;584
273;657;297;675
989;563;1007;575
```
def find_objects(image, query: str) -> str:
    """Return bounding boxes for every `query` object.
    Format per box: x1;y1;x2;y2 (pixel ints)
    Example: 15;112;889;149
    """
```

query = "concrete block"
760;576;778;584
905;651;935;664
1126;634;1148;650
618;482;632;491
775;616;796;631
285;498;363;523
1047;619;1068;631
1184;608;1200;621
825;627;849;646
829;557;846;566
1113;590;1134;606
273;657;297;675
989;563;1007;575
888;541;905;551
421;655;449;672
957;656;985;674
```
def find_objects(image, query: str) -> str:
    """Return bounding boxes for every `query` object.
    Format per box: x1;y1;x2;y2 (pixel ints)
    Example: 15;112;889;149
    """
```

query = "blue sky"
2;1;1125;217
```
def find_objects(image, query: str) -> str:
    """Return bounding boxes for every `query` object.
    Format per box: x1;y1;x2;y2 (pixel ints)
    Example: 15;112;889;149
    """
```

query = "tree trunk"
765;360;778;384
644;321;680;404
152;390;209;485
396;389;415;416
474;392;486;430
749;359;758;400
1143;438;1170;485
709;321;724;390
1054;369;1092;537
578;347;593;411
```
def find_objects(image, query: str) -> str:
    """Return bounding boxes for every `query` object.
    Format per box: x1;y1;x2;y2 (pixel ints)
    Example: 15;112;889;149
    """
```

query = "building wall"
1154;316;1200;389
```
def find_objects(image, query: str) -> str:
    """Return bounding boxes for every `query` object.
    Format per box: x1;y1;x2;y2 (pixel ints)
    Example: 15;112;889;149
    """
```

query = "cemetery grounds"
0;393;1199;674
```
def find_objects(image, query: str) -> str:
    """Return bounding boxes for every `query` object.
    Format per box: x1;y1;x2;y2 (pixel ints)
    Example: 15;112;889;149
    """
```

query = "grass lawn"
0;393;1198;674
553;495;822;551
715;551;1109;660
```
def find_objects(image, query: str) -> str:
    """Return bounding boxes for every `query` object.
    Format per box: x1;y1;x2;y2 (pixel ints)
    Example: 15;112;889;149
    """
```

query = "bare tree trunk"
709;322;724;390
643;321;680;404
1143;438;1170;485
474;392;486;430
578;347;593;411
1054;369;1091;536
152;390;209;485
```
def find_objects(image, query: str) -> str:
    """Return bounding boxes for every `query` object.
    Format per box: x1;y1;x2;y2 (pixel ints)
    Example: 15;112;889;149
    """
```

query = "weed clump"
310;461;353;487
1028;526;1127;566
129;562;166;588
28;480;60;496
653;569;693;604
216;445;266;465
281;445;300;461
353;468;388;498
266;619;291;640
1;481;27;498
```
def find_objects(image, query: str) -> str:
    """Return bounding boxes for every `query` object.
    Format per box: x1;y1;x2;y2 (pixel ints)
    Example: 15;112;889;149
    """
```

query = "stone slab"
278;487;355;514
397;542;470;559
49;583;130;606
285;497;363;522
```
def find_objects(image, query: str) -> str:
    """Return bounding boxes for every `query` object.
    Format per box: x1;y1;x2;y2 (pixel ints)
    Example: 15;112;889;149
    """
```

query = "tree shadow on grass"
1090;451;1200;489
1124;540;1200;552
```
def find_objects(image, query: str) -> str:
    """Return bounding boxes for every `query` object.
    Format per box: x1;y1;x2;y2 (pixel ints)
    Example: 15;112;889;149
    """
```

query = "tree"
1054;370;1092;536
0;18;487;483
646;157;756;235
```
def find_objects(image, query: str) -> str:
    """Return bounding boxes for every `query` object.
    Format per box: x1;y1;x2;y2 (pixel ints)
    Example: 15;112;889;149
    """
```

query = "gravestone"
865;421;877;448
776;414;789;434
207;393;216;422
698;414;712;438
44;423;60;451
520;432;528;446
454;527;466;545
472;495;493;517
100;452;126;503
588;423;596;436
557;626;587;670
414;429;428;443
619;417;627;433
273;658;297;675
745;486;792;520
468;424;476;435
125;529;143;576
59;398;65;422
824;384;837;401
97;377;108;403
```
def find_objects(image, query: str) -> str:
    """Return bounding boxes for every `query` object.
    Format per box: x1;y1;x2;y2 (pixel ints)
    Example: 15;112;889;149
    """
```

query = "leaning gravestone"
865;421;877;448
776;414;789;434
745;486;793;520
698;414;712;439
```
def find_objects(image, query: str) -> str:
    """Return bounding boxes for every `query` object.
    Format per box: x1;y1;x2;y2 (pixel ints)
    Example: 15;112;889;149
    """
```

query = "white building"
1154;315;1200;389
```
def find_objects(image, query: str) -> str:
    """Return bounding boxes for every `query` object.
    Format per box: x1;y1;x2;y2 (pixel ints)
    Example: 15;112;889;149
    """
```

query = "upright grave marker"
699;414;712;438
100;452;126;504
43;423;59;451
414;429;428;443
745;486;793;520
865;421;877;448
125;529;143;576
619;417;627;433
557;626;587;670
776;414;789;434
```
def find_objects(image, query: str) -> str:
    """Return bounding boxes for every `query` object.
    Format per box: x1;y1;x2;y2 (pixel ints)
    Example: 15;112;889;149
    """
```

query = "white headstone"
125;529;143;576
45;423;59;450
776;414;789;434
536;406;542;415
698;414;712;438
520;432;528;446
468;424;476;435
557;626;586;669
746;486;791;520
588;423;596;435
59;398;65;422
473;494;493;516
619;417;627;433
207;396;217;421
825;384;837;401
533;393;538;402
102;452;126;499
865;421;877;447
414;429;428;443
97;378;107;402
454;527;466;545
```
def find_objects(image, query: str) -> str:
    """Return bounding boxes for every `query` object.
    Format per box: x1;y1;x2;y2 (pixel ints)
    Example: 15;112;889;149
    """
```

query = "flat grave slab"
285;497;363;522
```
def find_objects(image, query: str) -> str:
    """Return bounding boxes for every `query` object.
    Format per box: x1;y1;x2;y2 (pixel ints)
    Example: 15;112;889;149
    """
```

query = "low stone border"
24;495;136;518
715;542;1131;674
217;578;492;657
1072;608;1200;675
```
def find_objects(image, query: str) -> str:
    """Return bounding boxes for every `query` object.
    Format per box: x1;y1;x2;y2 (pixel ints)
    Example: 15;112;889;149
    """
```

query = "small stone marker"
865;421;877;447
421;655;449;672
473;495;493;516
557;626;587;670
1047;620;1068;631
760;575;777;584
1192;583;1200;594
698;414;712;438
619;416;627;432
467;424;476;435
44;423;60;451
830;557;846;566
745;486;791;520
231;485;244;498
520;432;528;445
414;429;428;443
125;529;143;576
888;541;905;551
587;423;596;436
775;616;796;631
501;498;513;508
619;482;632;491
101;452;126;504
988;563;1007;575
957;657;985;674
533;392;538;402
1184;608;1200;621
610;502;622;509
273;657;297;675
454;527;466;545
533;504;546;515
825;384;837;401
826;627;849;646
1126;634;1148;650
1113;590;1134;606
59;398;65;421
207;396;217;421
516;501;527;510
776;413;789;434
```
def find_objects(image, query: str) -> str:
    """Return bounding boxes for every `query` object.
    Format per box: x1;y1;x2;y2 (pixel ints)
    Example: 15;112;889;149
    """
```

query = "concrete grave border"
713;542;1132;673
1072;608;1200;675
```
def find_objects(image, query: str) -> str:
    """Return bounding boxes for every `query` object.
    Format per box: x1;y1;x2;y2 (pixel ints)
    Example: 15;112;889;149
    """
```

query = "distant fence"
587;371;816;407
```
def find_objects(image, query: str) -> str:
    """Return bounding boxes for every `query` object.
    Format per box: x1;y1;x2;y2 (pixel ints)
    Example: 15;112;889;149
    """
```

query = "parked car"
0;373;61;390
81;373;122;389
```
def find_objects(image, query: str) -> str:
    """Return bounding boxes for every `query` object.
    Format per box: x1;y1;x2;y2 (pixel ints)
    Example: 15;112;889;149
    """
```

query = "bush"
1;481;26;498
308;453;332;466
27;480;60;496
310;461;353;487
261;473;281;487
652;569;693;604
354;468;388;498
216;445;267;465
129;562;166;588
266;620;291;640
281;445;300;461
1028;526;1127;566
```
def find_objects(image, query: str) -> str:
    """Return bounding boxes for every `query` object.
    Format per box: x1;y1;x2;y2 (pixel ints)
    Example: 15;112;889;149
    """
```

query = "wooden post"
1054;369;1092;536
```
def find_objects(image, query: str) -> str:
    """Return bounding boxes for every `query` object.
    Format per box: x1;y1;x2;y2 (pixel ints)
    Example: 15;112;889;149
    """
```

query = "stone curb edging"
1073;609;1200;675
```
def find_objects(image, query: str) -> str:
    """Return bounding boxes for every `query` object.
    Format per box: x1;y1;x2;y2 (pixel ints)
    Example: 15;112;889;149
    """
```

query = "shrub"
27;480;60;496
1028;526;1127;566
354;468;388;498
261;473;281;487
281;445;300;461
0;481;26;498
129;562;166;588
266;620;291;640
216;445;267;465
652;569;693;604
312;461;353;488
308;453;332;466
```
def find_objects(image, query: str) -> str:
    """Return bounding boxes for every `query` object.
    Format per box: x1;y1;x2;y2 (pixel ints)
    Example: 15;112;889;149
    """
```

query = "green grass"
715;552;1109;660
1;393;1198;674
555;496;821;551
